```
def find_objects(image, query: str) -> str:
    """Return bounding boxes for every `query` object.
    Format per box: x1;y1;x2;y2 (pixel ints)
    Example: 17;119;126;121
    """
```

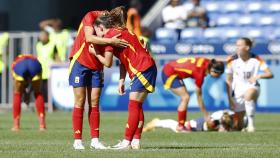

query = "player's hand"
110;34;129;48
248;75;260;84
89;44;97;55
229;98;236;111
118;80;126;95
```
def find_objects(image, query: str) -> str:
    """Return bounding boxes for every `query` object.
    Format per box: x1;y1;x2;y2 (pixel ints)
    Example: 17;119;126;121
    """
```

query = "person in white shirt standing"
226;37;273;132
162;0;188;31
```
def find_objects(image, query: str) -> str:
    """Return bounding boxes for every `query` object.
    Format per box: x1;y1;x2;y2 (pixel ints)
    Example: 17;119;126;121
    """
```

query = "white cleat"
131;139;140;150
90;141;107;149
111;140;131;150
247;126;255;133
73;139;85;150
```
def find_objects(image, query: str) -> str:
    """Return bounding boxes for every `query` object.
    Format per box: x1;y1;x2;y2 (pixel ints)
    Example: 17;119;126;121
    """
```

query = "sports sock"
124;100;141;141
35;92;45;128
13;92;22;127
89;105;100;138
72;107;84;139
178;110;187;127
245;100;255;128
133;106;144;139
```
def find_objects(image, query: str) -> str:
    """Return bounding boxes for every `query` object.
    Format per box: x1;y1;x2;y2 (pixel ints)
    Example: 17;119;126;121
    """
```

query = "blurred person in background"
127;0;142;37
36;30;58;102
162;57;224;132
162;0;188;35
184;0;208;28
143;109;235;133
226;38;273;132
11;54;46;131
39;18;73;62
0;32;9;102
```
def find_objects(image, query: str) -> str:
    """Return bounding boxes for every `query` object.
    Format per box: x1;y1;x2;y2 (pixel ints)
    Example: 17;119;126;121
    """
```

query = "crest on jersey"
75;76;80;83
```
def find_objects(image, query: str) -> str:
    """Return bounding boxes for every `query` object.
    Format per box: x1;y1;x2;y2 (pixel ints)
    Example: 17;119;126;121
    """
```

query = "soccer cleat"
90;141;107;149
246;126;255;133
11;126;20;132
111;140;131;150
131;143;140;150
73;139;85;150
176;125;190;133
143;118;159;132
131;139;140;150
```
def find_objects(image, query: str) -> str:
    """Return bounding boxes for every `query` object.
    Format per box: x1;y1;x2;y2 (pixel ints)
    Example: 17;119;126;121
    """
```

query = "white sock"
122;139;131;146
74;139;82;143
155;119;178;132
91;138;99;144
131;139;140;145
245;100;255;128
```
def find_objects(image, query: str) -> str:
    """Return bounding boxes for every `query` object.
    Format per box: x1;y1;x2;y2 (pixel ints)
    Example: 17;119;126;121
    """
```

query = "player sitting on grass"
143;110;234;133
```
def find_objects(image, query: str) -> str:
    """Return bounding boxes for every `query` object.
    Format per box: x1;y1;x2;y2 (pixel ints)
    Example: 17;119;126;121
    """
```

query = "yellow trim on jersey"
12;71;24;81
164;74;178;89
174;68;193;75
69;42;86;74
125;56;154;92
128;44;136;52
77;23;84;36
196;58;205;67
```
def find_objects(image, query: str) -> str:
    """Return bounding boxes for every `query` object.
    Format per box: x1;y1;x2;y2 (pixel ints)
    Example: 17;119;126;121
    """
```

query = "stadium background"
0;0;279;112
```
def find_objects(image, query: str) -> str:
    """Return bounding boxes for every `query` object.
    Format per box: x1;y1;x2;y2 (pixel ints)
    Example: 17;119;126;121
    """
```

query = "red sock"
133;106;144;139
72;107;84;139
13;92;22;127
89;105;100;138
35;92;46;128
178;110;187;127
125;100;141;141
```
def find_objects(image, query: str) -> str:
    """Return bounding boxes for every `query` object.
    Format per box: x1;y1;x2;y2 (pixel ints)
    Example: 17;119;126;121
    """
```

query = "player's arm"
195;86;209;118
84;26;128;48
118;64;126;95
89;44;113;68
226;74;235;110
249;68;274;84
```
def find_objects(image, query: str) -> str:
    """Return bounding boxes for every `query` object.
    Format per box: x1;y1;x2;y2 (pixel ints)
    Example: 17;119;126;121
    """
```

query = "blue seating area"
155;0;280;43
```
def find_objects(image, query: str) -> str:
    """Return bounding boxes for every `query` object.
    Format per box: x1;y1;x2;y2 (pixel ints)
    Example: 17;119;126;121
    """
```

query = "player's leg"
113;91;148;150
31;79;46;130
69;61;88;150
233;111;245;131
144;118;178;132
170;85;190;132
244;88;259;132
12;79;25;131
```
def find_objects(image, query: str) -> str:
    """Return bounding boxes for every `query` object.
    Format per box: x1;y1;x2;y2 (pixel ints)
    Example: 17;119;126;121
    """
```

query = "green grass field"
0;111;280;158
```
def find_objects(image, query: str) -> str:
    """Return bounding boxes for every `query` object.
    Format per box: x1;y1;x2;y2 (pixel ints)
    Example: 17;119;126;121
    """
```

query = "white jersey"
225;54;268;97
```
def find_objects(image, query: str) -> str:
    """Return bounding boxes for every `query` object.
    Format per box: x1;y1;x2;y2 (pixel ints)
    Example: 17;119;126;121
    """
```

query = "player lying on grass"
69;7;128;150
226;37;273;132
143;110;234;133
162;57;225;132
89;9;157;149
11;54;46;131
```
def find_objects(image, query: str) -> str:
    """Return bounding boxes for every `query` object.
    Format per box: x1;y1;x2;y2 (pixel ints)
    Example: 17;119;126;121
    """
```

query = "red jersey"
69;11;104;70
163;57;210;88
12;54;38;69
104;28;155;79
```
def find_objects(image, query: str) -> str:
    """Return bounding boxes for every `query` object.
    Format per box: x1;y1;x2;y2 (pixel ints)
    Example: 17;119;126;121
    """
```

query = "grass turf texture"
0;111;280;158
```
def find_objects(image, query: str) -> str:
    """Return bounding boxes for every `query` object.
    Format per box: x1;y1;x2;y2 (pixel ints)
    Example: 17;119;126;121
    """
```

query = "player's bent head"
208;59;225;78
221;112;233;131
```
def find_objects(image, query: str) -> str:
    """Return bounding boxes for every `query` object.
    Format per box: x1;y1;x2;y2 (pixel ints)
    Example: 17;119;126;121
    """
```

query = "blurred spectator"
162;0;188;31
39;18;73;62
0;32;9;102
185;0;208;28
36;30;58;102
139;27;152;53
127;0;142;37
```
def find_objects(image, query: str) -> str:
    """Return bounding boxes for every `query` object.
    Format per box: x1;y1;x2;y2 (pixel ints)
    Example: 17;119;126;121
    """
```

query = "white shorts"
233;84;260;112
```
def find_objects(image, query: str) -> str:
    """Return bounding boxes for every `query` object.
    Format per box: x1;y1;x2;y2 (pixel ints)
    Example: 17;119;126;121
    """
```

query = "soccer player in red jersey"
90;12;157;149
11;54;46;131
162;57;225;132
69;7;128;150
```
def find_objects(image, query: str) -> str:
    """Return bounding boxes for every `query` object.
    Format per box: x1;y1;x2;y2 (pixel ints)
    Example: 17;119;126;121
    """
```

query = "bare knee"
75;93;86;108
181;94;190;104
